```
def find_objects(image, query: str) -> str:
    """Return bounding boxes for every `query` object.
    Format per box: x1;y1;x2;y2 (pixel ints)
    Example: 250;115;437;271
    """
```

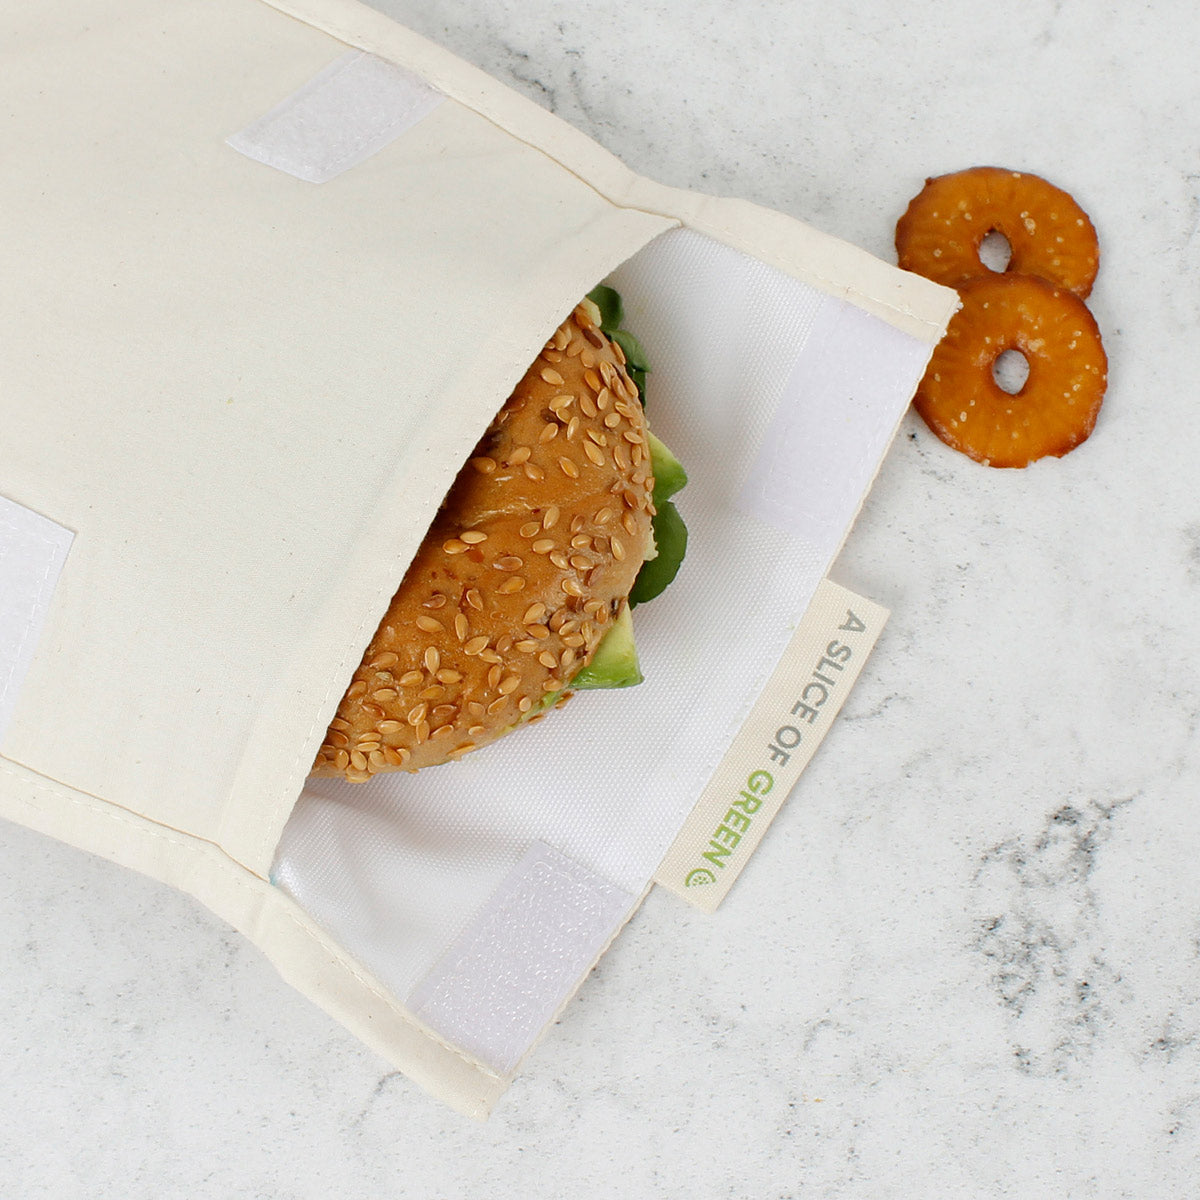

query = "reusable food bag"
0;0;956;1116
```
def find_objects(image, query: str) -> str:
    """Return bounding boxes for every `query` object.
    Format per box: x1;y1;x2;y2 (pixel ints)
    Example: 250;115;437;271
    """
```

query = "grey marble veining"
4;1;1200;1196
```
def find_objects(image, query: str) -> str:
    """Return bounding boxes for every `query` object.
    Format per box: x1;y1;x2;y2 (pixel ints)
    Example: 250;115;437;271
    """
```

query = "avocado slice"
647;431;687;506
570;604;643;690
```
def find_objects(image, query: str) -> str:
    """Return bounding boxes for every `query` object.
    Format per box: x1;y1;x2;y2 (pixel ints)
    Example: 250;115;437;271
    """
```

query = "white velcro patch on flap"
408;842;635;1076
0;496;73;746
227;51;443;183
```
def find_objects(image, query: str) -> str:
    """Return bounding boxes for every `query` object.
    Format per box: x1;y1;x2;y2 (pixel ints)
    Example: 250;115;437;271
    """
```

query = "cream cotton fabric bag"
0;0;956;1116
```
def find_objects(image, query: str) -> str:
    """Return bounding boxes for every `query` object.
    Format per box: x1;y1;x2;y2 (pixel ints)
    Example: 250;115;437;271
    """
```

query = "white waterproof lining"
272;226;929;1059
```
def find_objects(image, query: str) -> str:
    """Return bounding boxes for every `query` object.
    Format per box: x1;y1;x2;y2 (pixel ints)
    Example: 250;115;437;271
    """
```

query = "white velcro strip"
0;496;73;745
227;51;443;184
737;295;930;555
408;842;635;1076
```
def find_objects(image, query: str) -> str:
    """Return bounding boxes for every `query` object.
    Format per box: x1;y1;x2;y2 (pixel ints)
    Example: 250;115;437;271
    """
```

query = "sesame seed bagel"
312;301;656;782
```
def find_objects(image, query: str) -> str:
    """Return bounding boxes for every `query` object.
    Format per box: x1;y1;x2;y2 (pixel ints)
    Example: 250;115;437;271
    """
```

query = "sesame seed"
515;639;537;653
415;615;443;633
543;506;560;529
531;538;554;554
487;697;507;716
549;551;569;569
350;751;368;772
523;602;547;623
417;686;443;700
498;674;521;695
497;576;526;593
569;553;591;570
539;423;559;443
538;651;559;669
558;456;580;479
407;703;428;726
524;463;545;481
540;367;564;385
398;670;424;688
436;669;463;684
466;588;483;610
368;651;399;668
596;387;612;412
371;687;398;703
580;347;597;368
595;507;613;525
346;680;367;698
580;394;597;418
561;578;585;597
424;647;440;673
520;521;542;538
507;446;532;465
377;720;404;734
525;624;550;639
454;614;469;641
333;749;350;771
584;441;605;466
415;720;430;744
487;664;503;690
459;529;488;544
604;413;621;428
329;717;351;731
518;697;533;713
464;636;489;655
469;456;497;474
584;369;602;392
622;511;638;535
479;649;503;665
443;538;469;555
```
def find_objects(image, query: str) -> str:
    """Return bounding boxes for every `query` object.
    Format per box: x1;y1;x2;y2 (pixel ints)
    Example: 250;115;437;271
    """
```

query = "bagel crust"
312;302;656;782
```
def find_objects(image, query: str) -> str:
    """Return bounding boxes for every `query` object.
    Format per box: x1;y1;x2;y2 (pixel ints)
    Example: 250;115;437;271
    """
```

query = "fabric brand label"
0;496;74;746
654;579;888;912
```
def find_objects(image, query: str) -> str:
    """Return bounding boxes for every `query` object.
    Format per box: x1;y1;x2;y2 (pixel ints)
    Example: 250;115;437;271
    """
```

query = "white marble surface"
4;1;1200;1195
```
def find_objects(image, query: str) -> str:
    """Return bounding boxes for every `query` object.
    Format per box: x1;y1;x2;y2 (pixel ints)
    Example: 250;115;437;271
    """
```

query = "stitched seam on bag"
0;757;503;1081
255;2;949;337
